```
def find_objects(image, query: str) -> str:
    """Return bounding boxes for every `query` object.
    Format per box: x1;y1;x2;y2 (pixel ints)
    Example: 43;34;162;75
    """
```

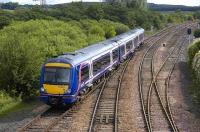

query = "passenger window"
126;41;132;52
93;54;110;75
112;49;118;61
120;45;125;55
81;66;89;81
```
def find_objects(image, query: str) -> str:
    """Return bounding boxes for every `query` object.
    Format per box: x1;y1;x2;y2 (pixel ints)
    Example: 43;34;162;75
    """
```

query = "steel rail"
164;36;188;132
18;79;104;132
44;80;105;132
17;106;50;132
114;58;130;132
147;27;188;131
138;26;175;132
88;59;131;132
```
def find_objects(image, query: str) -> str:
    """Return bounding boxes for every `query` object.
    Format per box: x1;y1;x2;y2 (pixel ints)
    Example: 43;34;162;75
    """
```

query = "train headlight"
41;87;46;93
65;89;71;94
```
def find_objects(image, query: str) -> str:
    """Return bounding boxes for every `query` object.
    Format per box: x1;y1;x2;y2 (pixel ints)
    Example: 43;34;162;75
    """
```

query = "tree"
0;19;129;99
194;29;200;38
0;20;87;99
86;4;104;20
0;16;10;29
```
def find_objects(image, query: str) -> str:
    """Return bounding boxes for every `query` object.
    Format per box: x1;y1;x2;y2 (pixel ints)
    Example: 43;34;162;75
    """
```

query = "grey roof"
58;28;144;66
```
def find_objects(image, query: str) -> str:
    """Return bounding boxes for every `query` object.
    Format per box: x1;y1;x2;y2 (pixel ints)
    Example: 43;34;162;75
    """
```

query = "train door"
134;37;139;48
112;48;119;63
139;33;144;44
80;64;90;87
132;39;135;51
120;45;125;61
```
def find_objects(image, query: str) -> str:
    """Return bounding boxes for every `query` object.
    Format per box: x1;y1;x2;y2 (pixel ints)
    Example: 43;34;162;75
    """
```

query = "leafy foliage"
0;3;193;30
188;40;200;66
189;47;200;103
194;29;200;38
0;19;129;100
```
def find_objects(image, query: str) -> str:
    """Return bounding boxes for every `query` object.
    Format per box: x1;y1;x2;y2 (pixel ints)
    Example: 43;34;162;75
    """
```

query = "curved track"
138;23;193;132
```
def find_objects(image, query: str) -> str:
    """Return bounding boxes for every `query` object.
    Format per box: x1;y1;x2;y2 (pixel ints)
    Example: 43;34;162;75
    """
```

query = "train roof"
46;28;144;66
113;28;144;44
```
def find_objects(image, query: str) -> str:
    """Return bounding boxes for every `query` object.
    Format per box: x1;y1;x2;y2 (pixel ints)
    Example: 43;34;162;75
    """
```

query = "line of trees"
0;2;194;30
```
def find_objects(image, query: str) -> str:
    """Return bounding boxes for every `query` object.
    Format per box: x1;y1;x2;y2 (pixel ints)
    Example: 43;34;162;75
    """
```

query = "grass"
145;30;158;37
188;71;200;104
0;91;39;117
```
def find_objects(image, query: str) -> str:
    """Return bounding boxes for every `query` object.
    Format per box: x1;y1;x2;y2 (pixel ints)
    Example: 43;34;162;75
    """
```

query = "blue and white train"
40;28;144;105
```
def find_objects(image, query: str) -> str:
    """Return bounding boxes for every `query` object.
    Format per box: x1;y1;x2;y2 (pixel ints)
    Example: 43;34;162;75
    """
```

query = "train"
39;28;145;106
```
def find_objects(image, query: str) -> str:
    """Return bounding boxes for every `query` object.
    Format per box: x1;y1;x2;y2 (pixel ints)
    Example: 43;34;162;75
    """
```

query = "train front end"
40;61;78;106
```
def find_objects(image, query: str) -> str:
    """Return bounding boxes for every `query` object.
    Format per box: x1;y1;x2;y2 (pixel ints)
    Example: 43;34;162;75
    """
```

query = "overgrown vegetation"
0;91;21;115
0;2;196;102
0;90;41;116
188;40;200;103
194;29;200;38
188;40;200;65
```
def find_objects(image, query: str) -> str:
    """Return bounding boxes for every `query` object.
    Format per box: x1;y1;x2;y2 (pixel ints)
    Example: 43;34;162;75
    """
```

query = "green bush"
0;19;129;100
188;40;200;65
194;29;200;38
0;16;10;29
0;20;88;99
189;52;200;103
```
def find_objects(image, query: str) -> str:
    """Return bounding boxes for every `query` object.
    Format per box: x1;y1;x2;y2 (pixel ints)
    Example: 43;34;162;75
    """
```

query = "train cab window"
126;41;133;52
93;54;111;75
112;49;118;61
81;65;89;81
44;68;70;84
120;45;125;56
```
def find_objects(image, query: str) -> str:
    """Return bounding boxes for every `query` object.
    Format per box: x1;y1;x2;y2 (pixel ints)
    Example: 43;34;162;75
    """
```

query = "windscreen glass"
44;67;70;84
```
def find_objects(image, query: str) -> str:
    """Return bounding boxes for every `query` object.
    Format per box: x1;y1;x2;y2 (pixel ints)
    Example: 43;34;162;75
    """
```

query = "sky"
0;0;200;6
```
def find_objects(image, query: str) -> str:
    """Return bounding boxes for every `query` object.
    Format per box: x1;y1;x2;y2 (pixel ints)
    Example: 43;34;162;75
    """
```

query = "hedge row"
188;39;200;102
192;53;200;80
188;39;200;65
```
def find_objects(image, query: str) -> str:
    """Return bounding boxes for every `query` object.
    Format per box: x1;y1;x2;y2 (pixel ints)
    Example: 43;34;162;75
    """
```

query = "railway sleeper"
95;114;114;124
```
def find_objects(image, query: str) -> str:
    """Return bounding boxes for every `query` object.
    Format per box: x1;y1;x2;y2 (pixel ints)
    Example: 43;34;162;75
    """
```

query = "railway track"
17;23;193;132
17;25;176;132
138;23;193;132
88;58;130;132
17;81;104;132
